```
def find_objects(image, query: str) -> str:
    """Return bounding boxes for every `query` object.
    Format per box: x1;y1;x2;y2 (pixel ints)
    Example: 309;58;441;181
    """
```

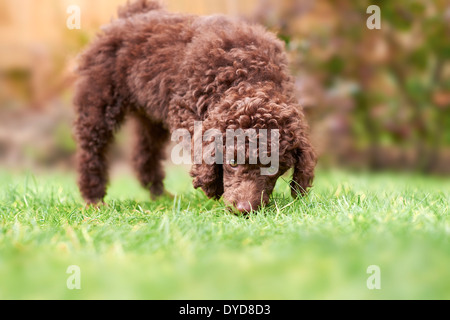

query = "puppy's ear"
190;163;223;199
189;118;224;199
290;144;316;198
289;123;317;198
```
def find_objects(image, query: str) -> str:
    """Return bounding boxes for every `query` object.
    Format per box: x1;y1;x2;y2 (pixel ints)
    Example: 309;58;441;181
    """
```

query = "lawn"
0;166;449;299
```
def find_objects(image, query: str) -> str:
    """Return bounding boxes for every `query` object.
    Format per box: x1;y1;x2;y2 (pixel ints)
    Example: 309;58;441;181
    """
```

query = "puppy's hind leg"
131;114;170;199
74;100;126;205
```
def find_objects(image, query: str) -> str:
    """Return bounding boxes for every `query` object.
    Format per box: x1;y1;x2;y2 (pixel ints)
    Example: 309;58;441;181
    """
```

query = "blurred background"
0;0;449;175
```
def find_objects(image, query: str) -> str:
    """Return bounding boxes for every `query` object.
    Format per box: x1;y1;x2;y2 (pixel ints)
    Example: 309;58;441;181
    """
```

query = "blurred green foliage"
256;0;450;173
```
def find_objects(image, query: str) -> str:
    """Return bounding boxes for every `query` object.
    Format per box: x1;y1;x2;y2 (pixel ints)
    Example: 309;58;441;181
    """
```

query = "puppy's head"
190;96;316;213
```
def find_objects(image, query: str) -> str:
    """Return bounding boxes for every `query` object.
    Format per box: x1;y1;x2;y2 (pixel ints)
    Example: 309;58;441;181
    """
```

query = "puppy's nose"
236;201;253;213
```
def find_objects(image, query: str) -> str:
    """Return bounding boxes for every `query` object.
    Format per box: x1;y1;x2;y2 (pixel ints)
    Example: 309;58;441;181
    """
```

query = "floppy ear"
190;162;223;199
290;141;316;198
189;117;224;199
289;119;317;198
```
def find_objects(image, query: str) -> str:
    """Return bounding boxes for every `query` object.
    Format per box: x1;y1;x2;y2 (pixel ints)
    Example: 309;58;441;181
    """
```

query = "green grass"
0;166;449;299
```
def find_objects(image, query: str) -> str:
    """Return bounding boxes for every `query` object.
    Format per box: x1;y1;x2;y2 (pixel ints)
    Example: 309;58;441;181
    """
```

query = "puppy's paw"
84;198;107;209
150;188;174;200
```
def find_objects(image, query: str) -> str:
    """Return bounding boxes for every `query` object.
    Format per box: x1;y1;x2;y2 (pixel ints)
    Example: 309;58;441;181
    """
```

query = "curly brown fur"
73;0;316;211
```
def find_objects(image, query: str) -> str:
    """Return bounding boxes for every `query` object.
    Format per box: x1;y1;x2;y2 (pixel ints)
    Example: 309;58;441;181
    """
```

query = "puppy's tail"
118;0;163;19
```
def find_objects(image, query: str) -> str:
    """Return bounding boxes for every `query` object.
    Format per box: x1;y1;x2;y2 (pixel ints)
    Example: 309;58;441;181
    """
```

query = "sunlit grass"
0;167;449;299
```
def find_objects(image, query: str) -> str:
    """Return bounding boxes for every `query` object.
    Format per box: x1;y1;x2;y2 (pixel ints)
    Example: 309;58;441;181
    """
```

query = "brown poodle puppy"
74;0;316;212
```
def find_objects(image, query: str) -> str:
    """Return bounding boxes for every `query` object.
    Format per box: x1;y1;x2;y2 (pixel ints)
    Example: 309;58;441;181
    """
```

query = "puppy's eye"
229;159;238;168
265;165;278;176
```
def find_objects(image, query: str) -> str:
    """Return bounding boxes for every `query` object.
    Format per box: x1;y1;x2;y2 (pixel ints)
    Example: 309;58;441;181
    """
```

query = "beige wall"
0;0;259;69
